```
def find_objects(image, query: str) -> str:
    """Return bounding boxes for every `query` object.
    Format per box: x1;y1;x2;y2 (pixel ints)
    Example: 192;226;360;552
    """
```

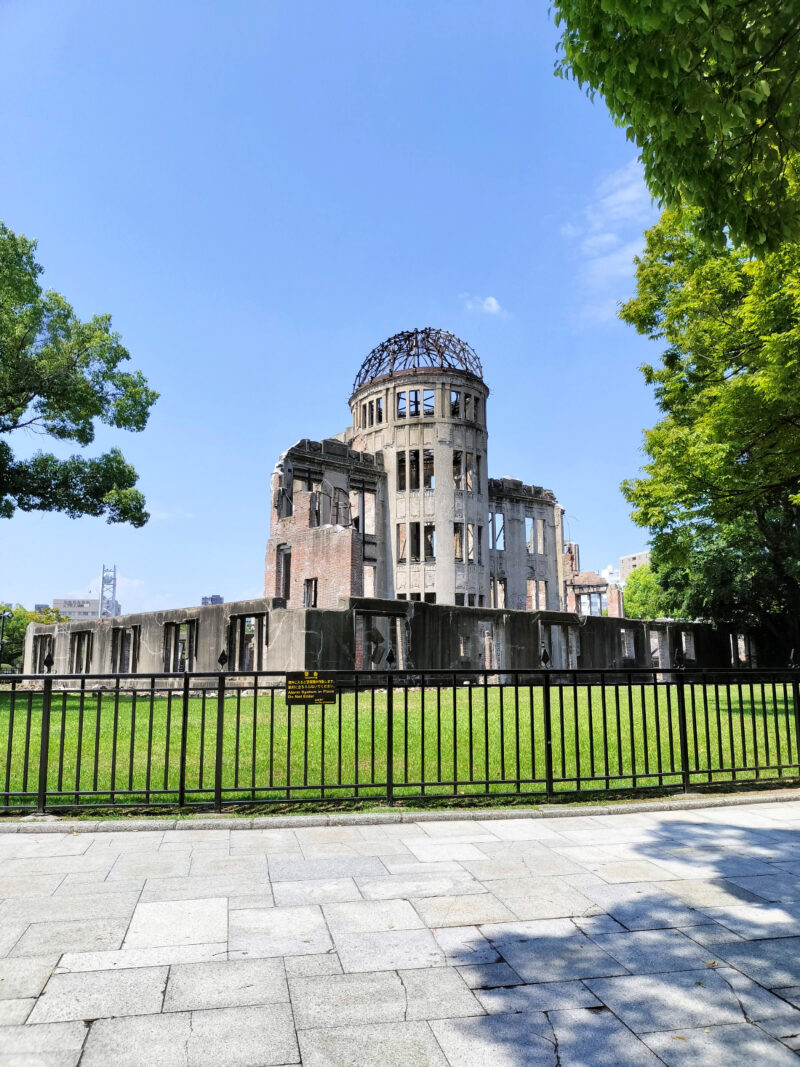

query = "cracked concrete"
3;798;800;1063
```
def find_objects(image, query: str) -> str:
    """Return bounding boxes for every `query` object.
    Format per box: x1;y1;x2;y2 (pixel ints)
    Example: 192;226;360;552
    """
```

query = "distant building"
600;564;621;587
52;597;121;621
620;551;651;583
34;603;50;614
201;595;224;606
563;543;624;618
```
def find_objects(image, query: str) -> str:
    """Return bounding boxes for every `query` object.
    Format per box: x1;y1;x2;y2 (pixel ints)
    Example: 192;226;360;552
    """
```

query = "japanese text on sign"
285;671;337;705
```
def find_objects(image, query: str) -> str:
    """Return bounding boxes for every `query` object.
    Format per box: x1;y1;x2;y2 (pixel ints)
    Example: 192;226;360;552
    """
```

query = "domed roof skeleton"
351;327;484;395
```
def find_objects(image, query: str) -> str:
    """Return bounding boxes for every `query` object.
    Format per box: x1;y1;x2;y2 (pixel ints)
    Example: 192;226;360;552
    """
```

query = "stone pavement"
3;800;800;1065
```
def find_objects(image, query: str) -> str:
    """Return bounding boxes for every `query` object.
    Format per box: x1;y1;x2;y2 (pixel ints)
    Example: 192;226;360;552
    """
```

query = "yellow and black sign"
285;671;337;705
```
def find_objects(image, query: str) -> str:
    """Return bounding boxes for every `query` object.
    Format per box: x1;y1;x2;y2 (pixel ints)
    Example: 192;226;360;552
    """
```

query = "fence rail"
1;668;799;812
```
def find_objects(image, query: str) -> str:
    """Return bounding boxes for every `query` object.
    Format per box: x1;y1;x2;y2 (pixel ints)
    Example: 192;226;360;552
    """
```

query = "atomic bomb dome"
351;327;484;395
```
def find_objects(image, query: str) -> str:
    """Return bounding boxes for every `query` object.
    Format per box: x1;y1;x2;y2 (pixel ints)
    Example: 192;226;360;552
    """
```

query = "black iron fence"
1;668;799;812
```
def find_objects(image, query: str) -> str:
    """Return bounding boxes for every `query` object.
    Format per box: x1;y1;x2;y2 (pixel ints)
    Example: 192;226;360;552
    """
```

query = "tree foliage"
0;603;66;668
621;203;800;652
621;564;672;619
0;223;158;525
553;1;800;249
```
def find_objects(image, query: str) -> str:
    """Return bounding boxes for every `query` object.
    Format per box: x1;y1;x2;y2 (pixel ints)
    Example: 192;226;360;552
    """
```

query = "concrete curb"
1;786;799;832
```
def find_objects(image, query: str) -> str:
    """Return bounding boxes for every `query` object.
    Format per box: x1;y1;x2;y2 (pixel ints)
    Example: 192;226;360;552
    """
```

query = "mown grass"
1;678;799;810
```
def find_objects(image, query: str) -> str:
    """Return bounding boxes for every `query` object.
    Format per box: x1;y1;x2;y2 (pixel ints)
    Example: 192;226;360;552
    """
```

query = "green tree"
0;223;158;525
553;1;800;249
0;603;66;668
621;563;673;619
621;203;800;654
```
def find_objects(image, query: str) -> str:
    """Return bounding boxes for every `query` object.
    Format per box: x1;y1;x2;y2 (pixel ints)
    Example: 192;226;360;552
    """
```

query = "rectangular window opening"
424;523;436;561
465;453;474;492
410;521;421;562
409;449;420;491
467;523;475;562
397;451;407;492
277;544;292;600
409;390;420;417
424;592;436;603
453;522;464;562
464;394;472;421
397;523;407;562
450;390;461;418
525;517;534;553
396;391;406;418
303;578;318;609
423;448;434;489
423;389;434;416
453;450;463;490
376;397;383;424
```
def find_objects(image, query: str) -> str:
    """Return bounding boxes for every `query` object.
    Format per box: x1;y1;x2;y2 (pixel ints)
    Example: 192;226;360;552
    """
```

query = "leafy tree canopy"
0;603;66;668
621;203;800;651
621;563;673;619
0;223;158;525
553;1;800;249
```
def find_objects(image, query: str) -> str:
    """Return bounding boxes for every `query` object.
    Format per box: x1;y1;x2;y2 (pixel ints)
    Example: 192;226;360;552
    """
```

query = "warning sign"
285;671;337;705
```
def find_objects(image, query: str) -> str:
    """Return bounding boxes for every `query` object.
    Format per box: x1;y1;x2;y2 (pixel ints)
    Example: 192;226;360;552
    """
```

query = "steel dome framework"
351;327;483;394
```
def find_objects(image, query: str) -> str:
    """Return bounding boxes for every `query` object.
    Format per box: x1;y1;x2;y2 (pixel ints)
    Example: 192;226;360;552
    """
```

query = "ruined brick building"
265;328;567;616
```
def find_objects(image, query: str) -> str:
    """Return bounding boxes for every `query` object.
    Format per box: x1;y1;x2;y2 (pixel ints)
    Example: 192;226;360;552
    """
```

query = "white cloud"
461;294;504;315
561;159;657;329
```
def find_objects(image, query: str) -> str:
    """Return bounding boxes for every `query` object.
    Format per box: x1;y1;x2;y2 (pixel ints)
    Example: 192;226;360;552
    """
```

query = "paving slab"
586;928;715;973
164;957;288;1011
456;962;523;988
433;925;500;965
334;928;445;972
397;966;484;1020
298;1020;448;1067
55;942;228;973
711;935;800;987
272;877;361;906
548;1006;665;1066
0;956;56;1000
289;969;407;1028
124;897;228;948
0;996;34;1024
9;917;128;958
322;898;423;935
642;1021;800;1065
28;965;168;1023
475;979;601;1014
480;918;629;983
0;1019;88;1065
229;905;332;958
429;1012;555;1067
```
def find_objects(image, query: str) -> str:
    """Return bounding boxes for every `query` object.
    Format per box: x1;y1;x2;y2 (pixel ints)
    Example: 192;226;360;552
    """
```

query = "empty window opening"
537;580;547;610
276;544;292;600
464;394;472;420
424;592;436;603
491;511;505;550
620;629;636;660
453;522;464;561
453;450;463;489
465;453;474;492
163;621;197;673
33;634;53;673
397;452;407;491
368;401;374;426
526;579;535;610
682;631;696;660
410;521;421;562
397;593;407;600
333;488;350;525
525;517;534;552
493;578;506;609
409;390;420;417
423;449;435;489
475;455;481;493
69;631;93;674
423;389;434;416
363;565;376;597
361;404;367;428
424;523;436;560
376;397;383;423
450;390;461;418
409;592;421;601
467;523;475;562
303;578;318;608
362;490;376;534
111;626;140;673
474;398;480;423
397;523;407;563
229;614;267;671
477;526;483;563
536;518;545;554
455;594;465;606
468;593;476;606
396;391;406;418
409;449;420;491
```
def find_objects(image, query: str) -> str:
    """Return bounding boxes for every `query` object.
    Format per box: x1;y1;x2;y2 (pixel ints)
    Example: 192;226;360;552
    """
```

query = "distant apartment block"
620;551;651;583
201;595;224;606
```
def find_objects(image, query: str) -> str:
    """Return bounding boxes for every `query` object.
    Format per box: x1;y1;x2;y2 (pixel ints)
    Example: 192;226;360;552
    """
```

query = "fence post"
214;674;225;812
543;671;554;799
792;675;800;770
37;676;53;813
178;673;190;807
387;673;394;805
675;674;691;793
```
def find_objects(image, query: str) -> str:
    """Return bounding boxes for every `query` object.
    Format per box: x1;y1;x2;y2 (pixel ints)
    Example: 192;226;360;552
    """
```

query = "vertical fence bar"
543;671;554;799
675;675;691;793
387;673;394;804
214;674;226;811
178;673;190;807
793;676;800;769
37;676;53;813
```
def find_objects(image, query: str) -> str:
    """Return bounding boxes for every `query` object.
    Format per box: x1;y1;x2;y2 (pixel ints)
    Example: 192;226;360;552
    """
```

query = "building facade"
265;328;565;614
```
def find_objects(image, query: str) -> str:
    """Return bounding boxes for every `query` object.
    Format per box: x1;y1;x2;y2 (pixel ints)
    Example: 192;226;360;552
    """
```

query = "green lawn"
1;679;799;810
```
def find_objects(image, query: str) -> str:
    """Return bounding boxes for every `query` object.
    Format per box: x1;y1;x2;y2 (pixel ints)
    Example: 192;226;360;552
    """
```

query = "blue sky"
0;0;660;613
